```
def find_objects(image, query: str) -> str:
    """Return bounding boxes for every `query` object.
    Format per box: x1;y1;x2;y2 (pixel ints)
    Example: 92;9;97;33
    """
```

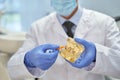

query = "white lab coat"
8;8;120;80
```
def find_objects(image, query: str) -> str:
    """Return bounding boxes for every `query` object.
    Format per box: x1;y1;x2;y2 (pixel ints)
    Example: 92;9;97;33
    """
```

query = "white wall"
79;0;120;17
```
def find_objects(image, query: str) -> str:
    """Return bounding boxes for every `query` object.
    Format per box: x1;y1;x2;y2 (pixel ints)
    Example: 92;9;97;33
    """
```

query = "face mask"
51;0;77;16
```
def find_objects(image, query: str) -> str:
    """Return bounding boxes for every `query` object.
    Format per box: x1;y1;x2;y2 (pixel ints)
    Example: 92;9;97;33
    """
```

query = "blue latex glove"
69;38;96;68
24;44;59;70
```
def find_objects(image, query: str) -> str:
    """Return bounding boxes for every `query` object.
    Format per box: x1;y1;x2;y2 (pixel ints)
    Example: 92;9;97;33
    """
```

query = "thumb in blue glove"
24;44;59;70
69;38;96;68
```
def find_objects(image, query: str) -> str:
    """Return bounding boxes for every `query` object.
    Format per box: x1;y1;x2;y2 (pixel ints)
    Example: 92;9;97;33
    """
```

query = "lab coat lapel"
52;13;68;39
75;9;93;39
51;10;94;39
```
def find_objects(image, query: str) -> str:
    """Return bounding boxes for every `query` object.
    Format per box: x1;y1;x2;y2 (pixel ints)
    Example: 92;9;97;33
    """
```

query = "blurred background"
0;0;120;32
0;0;120;80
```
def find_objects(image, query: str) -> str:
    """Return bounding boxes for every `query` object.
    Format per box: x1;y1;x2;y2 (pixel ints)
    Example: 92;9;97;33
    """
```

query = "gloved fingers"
38;61;54;70
76;51;95;68
80;51;86;58
68;50;94;68
47;50;59;59
70;58;90;68
75;38;87;45
66;38;96;68
40;50;59;59
40;44;59;51
39;58;56;64
75;38;96;51
37;56;57;70
66;51;85;63
75;38;91;48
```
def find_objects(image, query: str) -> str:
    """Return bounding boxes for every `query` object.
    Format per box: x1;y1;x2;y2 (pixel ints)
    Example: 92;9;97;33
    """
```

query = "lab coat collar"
57;7;83;26
52;8;94;39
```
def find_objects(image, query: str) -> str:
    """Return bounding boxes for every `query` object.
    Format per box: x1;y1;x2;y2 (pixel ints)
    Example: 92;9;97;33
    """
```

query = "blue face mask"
51;0;77;16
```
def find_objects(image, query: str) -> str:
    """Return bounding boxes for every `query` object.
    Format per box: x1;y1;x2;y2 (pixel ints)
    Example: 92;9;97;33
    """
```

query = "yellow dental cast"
59;37;85;63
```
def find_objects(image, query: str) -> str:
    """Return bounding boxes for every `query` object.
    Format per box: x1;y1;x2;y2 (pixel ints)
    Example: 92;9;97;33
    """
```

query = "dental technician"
8;0;120;80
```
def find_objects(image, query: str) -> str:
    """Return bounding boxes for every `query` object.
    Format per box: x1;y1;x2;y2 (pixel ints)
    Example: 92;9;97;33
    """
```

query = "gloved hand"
24;44;59;70
69;38;96;68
